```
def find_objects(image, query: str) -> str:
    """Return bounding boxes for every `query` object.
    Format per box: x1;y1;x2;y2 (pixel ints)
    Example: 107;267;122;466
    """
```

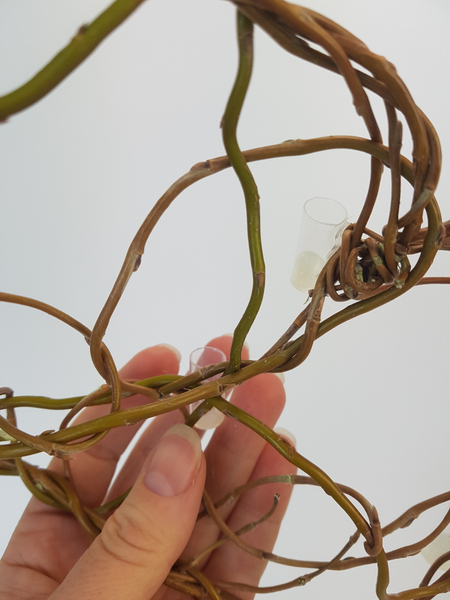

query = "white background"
0;1;449;598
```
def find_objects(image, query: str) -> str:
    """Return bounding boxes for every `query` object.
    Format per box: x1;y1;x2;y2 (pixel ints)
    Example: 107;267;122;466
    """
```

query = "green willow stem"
211;474;373;520
0;0;146;121
190;494;280;567
164;573;203;598
15;459;66;511
202;488;309;569
197;475;450;573
0;460;19;476
214;576;305;595
95;487;131;516
222;12;266;373
376;550;450;600
159;364;230;395
50;469;102;537
0;379;236;459
186;567;221;600
1;375;181;410
207;396;373;543
184;399;215;428
0;291;91;337
382;491;450;537
0;291;123;426
421;556;450;588
2;394;88;411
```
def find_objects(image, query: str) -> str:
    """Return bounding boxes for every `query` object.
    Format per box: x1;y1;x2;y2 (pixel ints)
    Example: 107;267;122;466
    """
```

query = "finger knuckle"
99;506;168;568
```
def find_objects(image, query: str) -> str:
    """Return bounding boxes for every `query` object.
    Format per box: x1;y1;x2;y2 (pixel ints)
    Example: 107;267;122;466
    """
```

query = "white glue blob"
291;251;325;292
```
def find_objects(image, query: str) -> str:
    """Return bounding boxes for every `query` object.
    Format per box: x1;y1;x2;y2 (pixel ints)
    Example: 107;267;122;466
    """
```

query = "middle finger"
179;371;286;564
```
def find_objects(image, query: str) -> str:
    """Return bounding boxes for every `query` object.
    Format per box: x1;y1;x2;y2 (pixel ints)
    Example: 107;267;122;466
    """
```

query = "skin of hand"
0;335;295;600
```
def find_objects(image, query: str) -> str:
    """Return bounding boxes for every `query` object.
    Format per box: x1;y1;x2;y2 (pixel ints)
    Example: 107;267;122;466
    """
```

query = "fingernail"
156;344;182;362
144;424;202;497
273;372;285;385
274;427;296;447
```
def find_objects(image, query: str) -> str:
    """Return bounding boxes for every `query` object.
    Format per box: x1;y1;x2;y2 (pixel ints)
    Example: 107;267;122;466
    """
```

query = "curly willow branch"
0;0;147;121
1;1;449;599
223;12;266;374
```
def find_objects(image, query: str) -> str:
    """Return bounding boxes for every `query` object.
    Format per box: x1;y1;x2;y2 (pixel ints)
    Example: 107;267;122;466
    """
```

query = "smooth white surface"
0;1;449;597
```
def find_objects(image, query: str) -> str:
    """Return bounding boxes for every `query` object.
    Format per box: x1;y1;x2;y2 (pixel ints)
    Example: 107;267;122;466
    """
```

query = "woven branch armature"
1;0;449;598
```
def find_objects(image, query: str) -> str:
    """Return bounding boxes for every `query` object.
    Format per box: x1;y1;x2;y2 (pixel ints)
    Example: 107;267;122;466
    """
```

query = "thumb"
51;424;205;600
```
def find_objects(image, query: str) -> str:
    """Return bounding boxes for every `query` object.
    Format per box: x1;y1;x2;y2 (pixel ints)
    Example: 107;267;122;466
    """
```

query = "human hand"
0;335;294;599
